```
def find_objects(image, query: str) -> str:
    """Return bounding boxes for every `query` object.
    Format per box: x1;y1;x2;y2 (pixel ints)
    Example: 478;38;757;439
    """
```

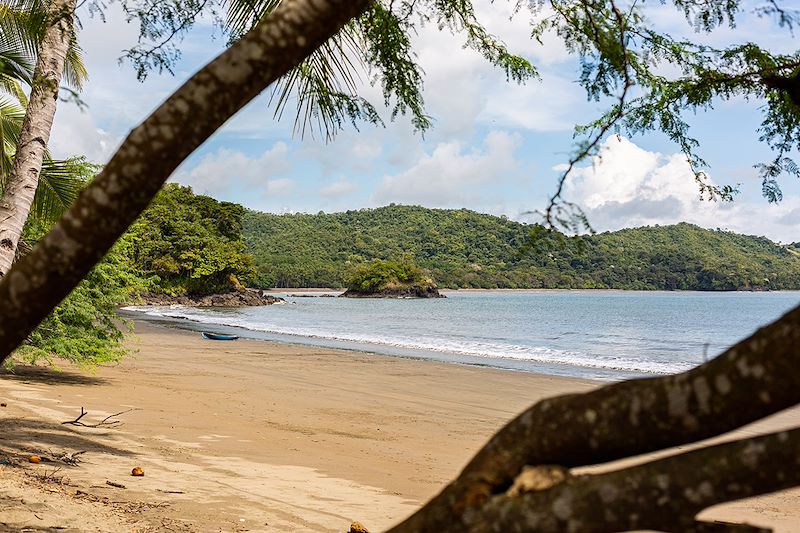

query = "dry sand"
1;320;799;532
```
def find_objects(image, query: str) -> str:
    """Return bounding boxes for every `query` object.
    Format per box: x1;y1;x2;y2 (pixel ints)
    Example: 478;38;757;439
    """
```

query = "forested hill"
242;205;800;290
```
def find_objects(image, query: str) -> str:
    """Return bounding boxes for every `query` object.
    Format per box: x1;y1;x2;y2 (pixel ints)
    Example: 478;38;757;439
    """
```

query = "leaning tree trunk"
0;0;372;360
0;0;76;277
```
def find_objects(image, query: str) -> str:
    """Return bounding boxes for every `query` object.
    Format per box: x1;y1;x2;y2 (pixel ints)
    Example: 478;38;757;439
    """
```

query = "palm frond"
0;95;25;180
62;25;86;89
0;0;45;58
0;0;86;91
269;25;375;140
33;156;94;223
225;0;370;139
225;0;283;42
0;47;33;89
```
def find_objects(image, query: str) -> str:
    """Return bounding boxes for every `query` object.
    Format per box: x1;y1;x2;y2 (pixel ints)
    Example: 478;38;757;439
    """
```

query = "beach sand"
1;320;799;532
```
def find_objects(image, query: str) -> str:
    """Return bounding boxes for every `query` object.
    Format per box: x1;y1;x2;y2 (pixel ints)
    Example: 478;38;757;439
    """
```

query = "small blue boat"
201;332;240;341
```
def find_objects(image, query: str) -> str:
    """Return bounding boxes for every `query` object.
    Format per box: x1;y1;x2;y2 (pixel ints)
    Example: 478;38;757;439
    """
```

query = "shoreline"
1;321;799;531
121;310;632;382
260;287;800;293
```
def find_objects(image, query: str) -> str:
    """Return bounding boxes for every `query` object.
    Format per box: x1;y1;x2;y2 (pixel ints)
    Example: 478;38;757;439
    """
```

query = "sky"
46;1;800;243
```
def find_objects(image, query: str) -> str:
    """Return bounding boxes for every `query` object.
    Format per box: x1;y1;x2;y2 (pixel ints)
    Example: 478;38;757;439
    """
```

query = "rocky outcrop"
132;290;283;307
341;285;445;298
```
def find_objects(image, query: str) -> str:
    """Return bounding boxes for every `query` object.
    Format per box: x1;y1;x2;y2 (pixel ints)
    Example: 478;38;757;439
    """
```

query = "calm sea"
124;290;800;381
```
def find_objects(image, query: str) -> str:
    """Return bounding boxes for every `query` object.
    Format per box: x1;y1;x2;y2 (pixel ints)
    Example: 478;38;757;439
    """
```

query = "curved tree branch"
0;0;372;362
390;304;800;531
462;427;800;532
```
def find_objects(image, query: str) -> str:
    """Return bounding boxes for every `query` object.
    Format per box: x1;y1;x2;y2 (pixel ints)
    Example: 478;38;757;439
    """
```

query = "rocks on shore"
340;285;445;299
132;290;283;308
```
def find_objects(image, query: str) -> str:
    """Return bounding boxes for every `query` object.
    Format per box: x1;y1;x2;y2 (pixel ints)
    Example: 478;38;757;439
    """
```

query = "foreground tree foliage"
1;0;800;531
12;219;142;368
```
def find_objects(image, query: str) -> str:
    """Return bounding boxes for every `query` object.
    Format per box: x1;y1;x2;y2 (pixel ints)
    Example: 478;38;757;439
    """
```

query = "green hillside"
243;205;800;290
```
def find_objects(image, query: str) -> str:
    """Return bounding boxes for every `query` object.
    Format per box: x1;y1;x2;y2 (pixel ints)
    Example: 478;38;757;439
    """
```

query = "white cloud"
480;72;585;131
407;2;581;136
265;178;295;196
320;179;357;198
50;104;120;162
372;130;521;207
174;143;290;196
565;136;800;242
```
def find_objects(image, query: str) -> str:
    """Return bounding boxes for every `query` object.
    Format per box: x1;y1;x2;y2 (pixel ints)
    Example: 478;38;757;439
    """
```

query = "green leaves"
531;0;800;231
34;156;96;223
126;184;256;296
0;95;95;223
244;205;800;291
346;258;431;293
0;0;86;91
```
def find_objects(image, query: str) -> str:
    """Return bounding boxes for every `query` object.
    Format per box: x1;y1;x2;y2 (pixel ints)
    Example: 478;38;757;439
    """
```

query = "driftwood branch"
61;407;136;428
47;449;86;465
0;0;372;363
390;304;800;531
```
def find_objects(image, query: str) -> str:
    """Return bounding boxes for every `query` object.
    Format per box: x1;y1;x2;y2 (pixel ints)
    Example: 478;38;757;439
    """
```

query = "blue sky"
48;1;800;242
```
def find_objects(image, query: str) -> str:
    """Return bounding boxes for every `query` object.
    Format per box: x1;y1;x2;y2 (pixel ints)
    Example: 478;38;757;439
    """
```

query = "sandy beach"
2;320;800;532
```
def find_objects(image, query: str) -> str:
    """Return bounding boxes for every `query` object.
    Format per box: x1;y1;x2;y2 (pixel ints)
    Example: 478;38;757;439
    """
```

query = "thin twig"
61;407;138;428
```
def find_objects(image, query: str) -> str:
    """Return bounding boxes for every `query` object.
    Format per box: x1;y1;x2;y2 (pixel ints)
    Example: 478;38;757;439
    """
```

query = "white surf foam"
123;305;693;375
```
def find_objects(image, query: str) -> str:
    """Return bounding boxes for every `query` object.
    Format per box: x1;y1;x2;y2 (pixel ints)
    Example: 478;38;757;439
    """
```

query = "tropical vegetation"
14;209;142;368
125;183;255;296
244;205;800;291
344;258;439;297
0;0;85;275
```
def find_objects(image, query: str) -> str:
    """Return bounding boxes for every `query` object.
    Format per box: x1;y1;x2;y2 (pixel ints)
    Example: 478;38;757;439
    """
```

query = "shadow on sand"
0;365;109;387
0;416;135;457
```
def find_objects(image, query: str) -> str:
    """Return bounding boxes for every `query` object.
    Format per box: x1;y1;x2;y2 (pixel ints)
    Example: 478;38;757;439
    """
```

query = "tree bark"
0;0;76;277
456;427;800;532
388;303;800;532
0;0;371;361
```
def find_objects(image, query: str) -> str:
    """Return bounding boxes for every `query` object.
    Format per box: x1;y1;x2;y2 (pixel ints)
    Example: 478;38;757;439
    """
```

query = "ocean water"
124;290;800;381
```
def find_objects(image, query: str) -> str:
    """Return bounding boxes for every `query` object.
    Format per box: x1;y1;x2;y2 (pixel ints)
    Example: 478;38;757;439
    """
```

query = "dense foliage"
244;205;800;290
13;220;142;368
10;178;258;367
125;184;255;296
346;258;433;293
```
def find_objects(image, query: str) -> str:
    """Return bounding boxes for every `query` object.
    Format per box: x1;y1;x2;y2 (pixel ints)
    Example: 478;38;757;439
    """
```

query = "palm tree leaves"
0;94;24;179
0;0;86;93
226;0;378;139
225;0;281;41
0;91;91;225
270;24;384;140
224;0;533;140
0;0;90;227
34;156;92;223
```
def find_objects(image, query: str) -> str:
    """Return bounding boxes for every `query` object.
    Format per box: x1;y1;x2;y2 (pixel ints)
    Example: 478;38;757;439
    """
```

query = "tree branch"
0;0;372;363
461;427;800;532
390;304;800;532
61;407;136;428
